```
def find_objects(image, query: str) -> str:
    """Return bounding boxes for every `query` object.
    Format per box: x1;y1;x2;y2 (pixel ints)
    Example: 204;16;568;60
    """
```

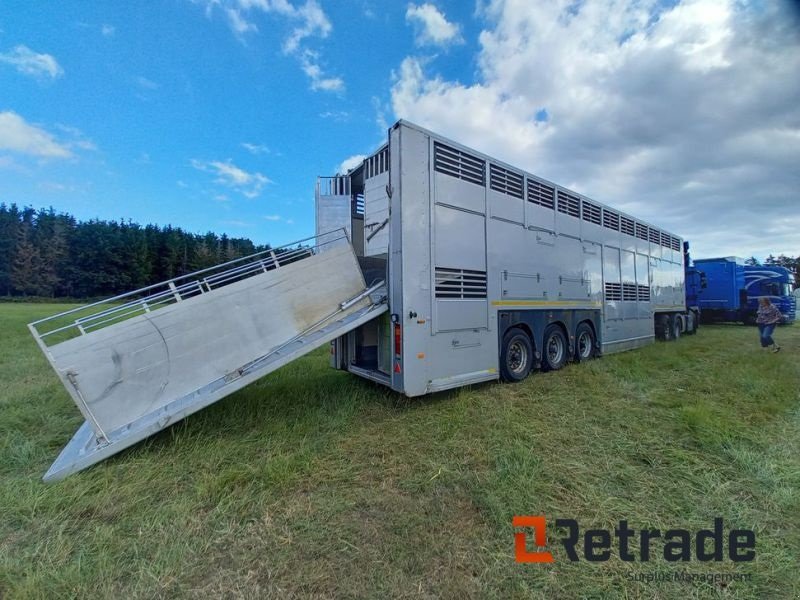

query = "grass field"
1;302;798;599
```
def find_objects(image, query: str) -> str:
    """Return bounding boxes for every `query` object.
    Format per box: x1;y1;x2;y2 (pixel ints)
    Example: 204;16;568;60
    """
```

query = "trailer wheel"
542;325;568;371
655;314;670;340
671;315;682;340
500;328;533;382
574;322;596;362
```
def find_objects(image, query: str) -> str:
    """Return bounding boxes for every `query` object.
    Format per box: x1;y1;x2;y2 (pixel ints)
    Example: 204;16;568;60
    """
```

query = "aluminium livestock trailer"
30;119;693;481
319;120;694;395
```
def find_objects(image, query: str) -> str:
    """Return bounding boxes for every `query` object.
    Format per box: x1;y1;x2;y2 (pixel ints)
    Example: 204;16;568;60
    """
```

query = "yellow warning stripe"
491;300;602;308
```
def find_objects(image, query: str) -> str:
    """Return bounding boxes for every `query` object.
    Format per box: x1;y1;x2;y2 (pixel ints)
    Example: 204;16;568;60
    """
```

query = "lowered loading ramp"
30;230;387;482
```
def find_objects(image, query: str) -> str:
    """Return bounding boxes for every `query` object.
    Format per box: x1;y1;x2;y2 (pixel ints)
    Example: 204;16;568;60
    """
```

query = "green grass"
1;303;798;599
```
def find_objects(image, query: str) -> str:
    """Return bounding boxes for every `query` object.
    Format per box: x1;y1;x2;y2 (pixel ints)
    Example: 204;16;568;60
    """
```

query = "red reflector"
393;323;402;358
394;363;401;374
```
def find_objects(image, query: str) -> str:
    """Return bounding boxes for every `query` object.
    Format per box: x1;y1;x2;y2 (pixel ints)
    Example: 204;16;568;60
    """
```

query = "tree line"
0;204;271;298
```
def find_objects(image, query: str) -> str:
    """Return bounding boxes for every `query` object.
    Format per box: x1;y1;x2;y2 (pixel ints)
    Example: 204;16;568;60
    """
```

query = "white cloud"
282;0;331;54
300;50;344;92
405;3;463;47
191;158;272;198
0;45;63;79
101;24;116;37
0;111;73;158
390;0;800;258
263;214;295;224
338;154;366;174
196;0;343;92
241;142;270;154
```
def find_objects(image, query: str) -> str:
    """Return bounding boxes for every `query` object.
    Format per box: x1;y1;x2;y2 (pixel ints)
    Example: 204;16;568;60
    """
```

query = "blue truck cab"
688;257;796;324
744;265;796;324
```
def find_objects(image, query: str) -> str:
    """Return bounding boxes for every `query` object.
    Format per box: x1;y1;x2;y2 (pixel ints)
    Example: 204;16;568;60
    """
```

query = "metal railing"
318;175;351;197
29;229;351;347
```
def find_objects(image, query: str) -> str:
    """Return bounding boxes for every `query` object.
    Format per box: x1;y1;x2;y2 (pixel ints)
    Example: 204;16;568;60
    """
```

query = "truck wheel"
542;325;568;371
500;328;533;382
574;322;596;362
655;314;671;340
671;315;682;340
687;311;699;335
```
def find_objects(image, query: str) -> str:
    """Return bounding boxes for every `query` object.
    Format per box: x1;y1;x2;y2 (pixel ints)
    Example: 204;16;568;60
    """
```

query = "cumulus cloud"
405;3;463;47
300;49;344;92
338;154;366;174
196;0;343;92
391;0;800;257
0;45;63;79
0;111;73;158
191;158;272;198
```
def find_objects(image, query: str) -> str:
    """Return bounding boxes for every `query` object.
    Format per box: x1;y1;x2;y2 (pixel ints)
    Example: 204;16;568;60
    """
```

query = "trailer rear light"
394;322;402;358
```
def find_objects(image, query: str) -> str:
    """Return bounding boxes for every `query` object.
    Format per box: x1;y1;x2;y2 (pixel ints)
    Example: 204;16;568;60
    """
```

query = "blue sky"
1;1;798;256
0;1;478;246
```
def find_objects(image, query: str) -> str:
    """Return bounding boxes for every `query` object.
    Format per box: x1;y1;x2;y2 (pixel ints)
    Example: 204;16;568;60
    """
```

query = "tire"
500;328;533;382
542;325;568;371
687;311;699;335
574;322;596;362
671;315;682;340
655;314;671;340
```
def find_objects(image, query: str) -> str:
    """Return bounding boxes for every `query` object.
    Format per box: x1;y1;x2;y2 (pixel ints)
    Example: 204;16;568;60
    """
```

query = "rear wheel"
671;315;682;340
655;314;671;340
574;322;596;362
542;325;568;371
500;328;533;382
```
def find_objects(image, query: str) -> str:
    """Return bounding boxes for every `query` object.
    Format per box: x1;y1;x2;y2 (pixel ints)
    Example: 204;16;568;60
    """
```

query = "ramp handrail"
30;228;351;346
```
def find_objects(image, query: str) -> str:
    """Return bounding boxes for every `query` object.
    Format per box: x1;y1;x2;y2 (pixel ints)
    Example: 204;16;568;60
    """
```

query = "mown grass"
1;302;798;599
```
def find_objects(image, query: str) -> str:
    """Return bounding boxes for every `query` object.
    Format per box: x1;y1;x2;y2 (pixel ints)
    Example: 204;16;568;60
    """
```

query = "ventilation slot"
635;223;648;241
602;209;620;231
648;228;660;244
604;282;622;301
622;283;638;301
621;216;635;237
434;142;485;186
365;145;389;179
489;164;523;199
670;236;681;252
660;232;672;248
352;194;365;216
557;191;580;217
527;179;555;209
582;201;601;225
637;285;651;301
435;268;488;299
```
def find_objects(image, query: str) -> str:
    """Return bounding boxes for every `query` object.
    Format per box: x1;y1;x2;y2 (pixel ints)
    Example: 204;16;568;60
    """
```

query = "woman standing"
756;297;783;353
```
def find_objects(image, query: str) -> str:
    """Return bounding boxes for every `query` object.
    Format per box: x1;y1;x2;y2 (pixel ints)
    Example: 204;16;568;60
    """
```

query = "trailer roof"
384;119;685;244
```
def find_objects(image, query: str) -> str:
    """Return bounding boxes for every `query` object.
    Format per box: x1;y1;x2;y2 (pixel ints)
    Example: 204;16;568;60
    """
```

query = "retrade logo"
513;517;755;563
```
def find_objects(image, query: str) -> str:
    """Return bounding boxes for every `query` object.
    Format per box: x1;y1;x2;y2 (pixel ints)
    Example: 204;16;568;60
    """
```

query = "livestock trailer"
30;119;694;481
319;120;695;395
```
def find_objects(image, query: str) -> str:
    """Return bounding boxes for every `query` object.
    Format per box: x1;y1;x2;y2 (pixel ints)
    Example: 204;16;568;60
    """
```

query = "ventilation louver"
603;209;620;231
435;268;488;299
527;179;555;209
557;191;580;217
434;143;485;186
582;201;602;225
489;164;524;199
604;282;622;301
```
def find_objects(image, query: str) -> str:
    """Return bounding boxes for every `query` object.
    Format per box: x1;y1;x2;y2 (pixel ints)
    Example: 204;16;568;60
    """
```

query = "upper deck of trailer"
354;119;685;257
